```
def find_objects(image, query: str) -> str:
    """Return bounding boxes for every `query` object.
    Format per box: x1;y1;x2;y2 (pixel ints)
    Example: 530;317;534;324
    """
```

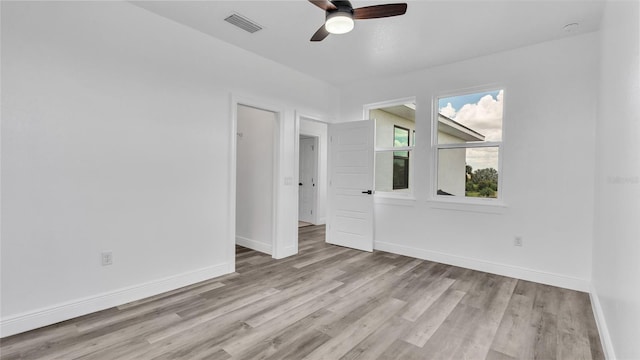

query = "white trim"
228;94;238;273
294;113;301;253
427;196;507;212
0;263;232;338
271;107;281;258
235;236;273;255
590;285;616;360
296;112;329;231
373;194;416;206
374;241;590;292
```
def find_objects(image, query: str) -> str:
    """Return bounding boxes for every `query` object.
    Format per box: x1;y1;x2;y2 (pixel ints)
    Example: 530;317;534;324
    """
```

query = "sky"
438;90;503;171
438;90;500;115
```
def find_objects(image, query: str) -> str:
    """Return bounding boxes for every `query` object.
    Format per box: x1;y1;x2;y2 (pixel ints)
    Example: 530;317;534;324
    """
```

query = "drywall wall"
299;118;328;225
339;33;599;291
236;105;277;254
592;1;640;358
0;1;337;336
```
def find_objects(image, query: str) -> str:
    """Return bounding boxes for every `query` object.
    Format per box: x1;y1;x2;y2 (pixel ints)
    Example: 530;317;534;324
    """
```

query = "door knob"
361;190;373;195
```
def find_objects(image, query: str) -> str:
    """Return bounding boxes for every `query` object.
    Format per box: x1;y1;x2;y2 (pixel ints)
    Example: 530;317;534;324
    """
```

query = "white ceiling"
132;0;604;86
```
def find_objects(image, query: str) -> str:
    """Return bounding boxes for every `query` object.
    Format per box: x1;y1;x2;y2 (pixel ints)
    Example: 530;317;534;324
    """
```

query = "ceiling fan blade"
308;0;337;11
353;3;407;19
310;24;330;42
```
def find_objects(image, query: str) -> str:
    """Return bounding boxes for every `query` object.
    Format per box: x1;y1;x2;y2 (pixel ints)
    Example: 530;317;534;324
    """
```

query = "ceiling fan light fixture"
325;12;354;34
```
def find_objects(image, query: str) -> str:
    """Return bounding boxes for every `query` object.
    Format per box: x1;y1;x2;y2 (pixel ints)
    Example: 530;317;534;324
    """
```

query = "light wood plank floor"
1;225;604;359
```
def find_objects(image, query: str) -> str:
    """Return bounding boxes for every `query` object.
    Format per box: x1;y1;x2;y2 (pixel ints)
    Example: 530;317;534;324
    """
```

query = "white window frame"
431;87;506;207
363;97;417;200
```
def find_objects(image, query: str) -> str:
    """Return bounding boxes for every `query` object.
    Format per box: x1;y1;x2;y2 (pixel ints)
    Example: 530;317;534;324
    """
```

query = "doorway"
235;104;278;255
297;117;328;230
298;135;318;226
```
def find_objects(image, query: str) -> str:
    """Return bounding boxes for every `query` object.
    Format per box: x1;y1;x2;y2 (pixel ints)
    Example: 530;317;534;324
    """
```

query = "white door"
327;120;374;252
298;136;317;223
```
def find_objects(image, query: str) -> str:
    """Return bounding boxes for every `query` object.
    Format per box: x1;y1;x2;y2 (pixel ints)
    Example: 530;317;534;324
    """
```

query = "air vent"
224;13;263;33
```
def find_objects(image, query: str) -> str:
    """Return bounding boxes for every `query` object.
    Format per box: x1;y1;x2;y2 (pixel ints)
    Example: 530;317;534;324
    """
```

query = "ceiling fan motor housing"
325;0;354;34
326;0;354;16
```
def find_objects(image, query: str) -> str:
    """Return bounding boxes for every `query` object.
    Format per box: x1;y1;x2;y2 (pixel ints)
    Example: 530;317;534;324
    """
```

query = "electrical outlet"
514;236;523;247
101;251;113;266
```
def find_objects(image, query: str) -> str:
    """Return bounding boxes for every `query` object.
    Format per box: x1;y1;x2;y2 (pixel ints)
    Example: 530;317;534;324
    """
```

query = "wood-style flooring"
0;225;604;359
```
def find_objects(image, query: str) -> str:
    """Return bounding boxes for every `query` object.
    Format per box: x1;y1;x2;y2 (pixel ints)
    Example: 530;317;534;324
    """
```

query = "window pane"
376;151;410;192
437;90;503;144
393;154;409;190
372;105;415;148
437;147;499;198
394;126;409;147
375;152;393;192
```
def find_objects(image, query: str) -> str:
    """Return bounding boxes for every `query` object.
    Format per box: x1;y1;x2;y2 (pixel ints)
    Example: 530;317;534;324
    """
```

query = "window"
434;89;504;200
370;101;415;194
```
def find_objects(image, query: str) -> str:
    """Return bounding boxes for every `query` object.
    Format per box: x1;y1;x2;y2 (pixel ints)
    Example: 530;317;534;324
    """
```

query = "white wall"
340;33;599;291
236;105;276;254
592;1;640;359
299;118;328;224
0;1;337;336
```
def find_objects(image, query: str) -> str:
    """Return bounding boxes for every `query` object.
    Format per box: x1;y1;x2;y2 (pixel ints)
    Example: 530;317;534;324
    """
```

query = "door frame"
229;94;284;264
294;112;328;248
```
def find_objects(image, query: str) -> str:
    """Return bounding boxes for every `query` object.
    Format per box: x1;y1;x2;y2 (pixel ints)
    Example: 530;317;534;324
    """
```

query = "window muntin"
434;90;503;200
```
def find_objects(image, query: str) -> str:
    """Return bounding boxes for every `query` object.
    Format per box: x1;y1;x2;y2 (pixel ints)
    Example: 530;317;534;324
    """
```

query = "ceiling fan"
308;0;407;41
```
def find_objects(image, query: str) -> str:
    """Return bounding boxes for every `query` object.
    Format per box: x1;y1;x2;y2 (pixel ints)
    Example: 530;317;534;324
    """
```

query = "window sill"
374;192;416;206
427;197;506;214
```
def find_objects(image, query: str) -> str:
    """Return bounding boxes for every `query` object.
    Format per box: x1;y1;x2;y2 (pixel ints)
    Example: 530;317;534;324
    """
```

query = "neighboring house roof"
438;114;485;142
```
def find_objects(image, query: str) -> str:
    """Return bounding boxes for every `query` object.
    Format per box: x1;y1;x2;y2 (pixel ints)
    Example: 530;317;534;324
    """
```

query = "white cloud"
439;102;457;118
466;147;499;172
439;90;504;170
453;90;503;142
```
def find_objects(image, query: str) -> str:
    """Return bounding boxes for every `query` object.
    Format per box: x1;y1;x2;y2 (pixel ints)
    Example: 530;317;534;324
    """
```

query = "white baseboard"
236;236;272;255
0;262;232;338
589;284;616;360
374;241;590;292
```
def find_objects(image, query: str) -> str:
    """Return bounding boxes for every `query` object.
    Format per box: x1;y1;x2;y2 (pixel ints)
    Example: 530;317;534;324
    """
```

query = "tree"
471;168;498;185
479;187;495;197
466;167;498;198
